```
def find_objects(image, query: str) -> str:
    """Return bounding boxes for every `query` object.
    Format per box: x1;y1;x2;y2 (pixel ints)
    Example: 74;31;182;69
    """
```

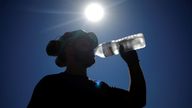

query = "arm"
119;46;146;107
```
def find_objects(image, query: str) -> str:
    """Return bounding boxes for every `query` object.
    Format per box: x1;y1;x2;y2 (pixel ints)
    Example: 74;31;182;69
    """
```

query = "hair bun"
46;40;61;56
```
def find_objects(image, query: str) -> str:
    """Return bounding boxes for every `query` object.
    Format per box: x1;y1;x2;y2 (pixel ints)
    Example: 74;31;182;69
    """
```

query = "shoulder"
39;73;57;82
98;81;128;92
41;72;66;81
94;80;109;88
36;72;64;87
95;80;129;95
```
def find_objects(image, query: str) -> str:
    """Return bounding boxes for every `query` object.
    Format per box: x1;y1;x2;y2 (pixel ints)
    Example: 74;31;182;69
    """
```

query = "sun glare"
84;3;104;22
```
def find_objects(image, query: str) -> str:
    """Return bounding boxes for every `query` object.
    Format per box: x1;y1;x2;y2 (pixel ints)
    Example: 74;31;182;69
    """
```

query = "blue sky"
1;0;192;108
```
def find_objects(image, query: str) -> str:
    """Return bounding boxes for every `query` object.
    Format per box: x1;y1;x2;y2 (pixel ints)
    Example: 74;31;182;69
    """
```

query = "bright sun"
84;3;104;22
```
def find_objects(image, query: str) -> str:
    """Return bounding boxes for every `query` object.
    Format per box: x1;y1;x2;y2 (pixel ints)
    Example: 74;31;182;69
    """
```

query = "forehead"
73;37;95;48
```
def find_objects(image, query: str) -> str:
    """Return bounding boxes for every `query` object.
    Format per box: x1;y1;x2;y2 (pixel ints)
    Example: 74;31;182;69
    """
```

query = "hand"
119;45;139;64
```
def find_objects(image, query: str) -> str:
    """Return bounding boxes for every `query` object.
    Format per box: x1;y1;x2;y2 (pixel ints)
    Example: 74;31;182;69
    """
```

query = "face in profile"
71;37;96;67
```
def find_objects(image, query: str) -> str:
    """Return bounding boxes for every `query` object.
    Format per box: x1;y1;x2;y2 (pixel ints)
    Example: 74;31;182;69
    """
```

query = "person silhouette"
27;30;146;108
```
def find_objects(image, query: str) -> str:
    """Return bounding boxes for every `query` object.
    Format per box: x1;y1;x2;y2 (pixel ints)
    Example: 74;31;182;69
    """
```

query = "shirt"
27;72;140;108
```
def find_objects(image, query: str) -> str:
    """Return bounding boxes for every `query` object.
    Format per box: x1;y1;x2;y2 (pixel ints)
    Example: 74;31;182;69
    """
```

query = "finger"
119;45;124;53
119;45;126;58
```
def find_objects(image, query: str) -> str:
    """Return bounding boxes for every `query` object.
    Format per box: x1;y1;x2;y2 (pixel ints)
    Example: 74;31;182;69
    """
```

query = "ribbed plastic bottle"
94;33;146;58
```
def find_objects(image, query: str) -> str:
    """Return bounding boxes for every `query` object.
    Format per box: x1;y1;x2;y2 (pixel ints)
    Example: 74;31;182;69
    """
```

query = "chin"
85;59;95;68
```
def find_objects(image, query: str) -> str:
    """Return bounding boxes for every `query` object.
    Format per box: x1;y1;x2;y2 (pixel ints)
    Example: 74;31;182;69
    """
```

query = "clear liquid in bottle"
94;33;146;58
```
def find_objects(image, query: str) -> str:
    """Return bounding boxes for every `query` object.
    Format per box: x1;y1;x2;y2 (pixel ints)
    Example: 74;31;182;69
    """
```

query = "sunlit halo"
84;3;104;22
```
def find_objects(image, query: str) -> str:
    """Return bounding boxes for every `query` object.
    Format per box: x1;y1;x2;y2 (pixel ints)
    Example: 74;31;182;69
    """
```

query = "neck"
65;64;87;76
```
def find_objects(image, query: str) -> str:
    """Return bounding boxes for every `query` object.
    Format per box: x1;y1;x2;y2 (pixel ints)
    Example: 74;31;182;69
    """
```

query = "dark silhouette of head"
46;30;98;69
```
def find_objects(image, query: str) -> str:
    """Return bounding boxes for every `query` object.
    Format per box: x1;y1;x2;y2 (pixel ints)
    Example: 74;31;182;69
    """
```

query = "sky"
1;0;192;108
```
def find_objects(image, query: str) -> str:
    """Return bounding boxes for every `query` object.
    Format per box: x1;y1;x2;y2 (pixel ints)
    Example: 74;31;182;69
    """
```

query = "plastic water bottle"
94;33;146;58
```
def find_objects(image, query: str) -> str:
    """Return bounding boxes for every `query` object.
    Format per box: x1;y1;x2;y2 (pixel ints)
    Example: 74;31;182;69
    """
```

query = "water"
94;33;146;58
